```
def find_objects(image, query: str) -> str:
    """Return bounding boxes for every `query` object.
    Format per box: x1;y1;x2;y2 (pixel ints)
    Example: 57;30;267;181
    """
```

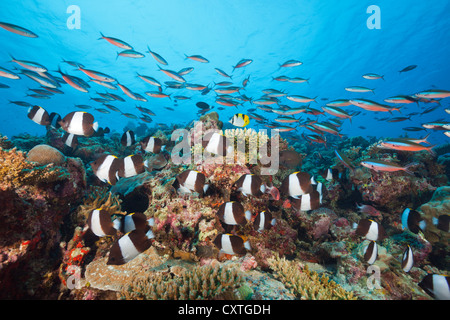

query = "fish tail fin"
98;32;105;40
116;52;119;61
404;162;417;175
92;121;99;132
422;133;431;144
427;144;437;157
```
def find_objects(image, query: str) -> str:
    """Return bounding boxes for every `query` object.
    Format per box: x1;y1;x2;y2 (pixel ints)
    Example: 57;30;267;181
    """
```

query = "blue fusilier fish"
232;58;253;72
99;32;133;49
360;159;416;175
147;46;168;65
0;21;38;37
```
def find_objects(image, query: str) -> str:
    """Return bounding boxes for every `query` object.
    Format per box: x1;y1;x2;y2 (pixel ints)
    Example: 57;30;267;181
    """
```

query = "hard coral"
121;263;243;300
267;256;356;300
27;144;66;165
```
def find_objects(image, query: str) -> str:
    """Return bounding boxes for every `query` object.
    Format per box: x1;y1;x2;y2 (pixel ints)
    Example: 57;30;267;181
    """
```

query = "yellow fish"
229;113;250;127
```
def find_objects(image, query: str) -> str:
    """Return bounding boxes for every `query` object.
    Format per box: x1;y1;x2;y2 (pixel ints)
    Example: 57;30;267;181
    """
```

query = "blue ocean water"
1;0;449;144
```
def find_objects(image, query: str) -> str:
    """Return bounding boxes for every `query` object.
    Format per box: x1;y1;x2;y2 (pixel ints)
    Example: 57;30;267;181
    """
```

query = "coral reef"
0;141;87;298
0;111;448;301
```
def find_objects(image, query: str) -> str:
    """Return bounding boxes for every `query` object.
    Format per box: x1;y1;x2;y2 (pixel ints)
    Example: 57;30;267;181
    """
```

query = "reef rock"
0;146;86;298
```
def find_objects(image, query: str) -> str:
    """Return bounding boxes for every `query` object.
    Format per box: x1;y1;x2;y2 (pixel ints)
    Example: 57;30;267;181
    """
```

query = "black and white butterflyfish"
233;174;267;197
28;105;50;126
59;111;98;137
418;274;450;300
87;208;121;237
121;130;136;147
279;171;317;198
363;240;378;265
117;154;149;178
432;214;449;233
401;208;426;234
174;169;210;196
253;211;276;232
216;201;252;226
106;229;155;265
213;233;251;256
90;154;121;185
113;212;155;234
202;131;234;156
49;112;61;129
61;132;78;149
401;245;414;273
355;219;386;241
140;135;164;154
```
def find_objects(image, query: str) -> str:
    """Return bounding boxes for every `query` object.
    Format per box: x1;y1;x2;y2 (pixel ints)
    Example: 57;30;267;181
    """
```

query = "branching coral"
0;134;13;149
77;187;125;225
120;263;243;300
267;256;356;300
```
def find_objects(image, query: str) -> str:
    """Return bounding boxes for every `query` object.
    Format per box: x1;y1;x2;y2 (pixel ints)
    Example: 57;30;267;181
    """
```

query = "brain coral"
26;144;66;165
